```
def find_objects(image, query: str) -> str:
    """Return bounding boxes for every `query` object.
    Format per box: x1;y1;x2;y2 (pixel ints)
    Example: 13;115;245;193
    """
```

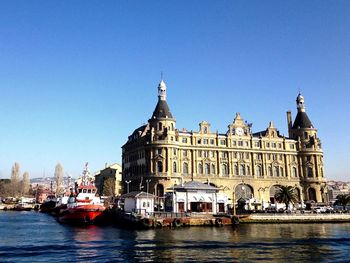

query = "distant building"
95;163;122;196
122;80;327;210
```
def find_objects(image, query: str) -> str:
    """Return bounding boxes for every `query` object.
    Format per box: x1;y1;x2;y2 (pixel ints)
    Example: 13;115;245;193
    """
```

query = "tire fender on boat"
215;218;223;226
173;218;183;228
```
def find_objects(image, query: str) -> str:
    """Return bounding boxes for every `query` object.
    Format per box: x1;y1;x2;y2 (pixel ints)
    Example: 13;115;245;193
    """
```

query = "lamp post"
146;179;151;214
125;180;131;193
233;190;236;216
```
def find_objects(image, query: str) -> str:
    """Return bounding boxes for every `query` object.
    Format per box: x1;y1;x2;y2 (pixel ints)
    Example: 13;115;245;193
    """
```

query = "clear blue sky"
0;1;349;181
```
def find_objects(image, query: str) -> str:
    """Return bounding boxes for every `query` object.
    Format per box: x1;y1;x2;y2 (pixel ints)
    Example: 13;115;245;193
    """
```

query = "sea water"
1;211;350;262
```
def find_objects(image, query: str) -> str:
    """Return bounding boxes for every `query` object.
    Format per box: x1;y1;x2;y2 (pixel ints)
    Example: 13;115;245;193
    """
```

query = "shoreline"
239;213;350;223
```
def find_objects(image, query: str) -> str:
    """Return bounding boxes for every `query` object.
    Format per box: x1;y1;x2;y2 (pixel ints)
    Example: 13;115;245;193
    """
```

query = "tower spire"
296;93;305;112
158;79;167;101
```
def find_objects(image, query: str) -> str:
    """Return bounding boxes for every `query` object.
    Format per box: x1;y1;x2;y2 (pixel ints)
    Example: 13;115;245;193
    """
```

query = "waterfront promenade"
240;213;350;223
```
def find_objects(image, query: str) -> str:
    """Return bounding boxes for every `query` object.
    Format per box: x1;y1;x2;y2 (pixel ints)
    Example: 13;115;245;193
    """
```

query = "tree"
21;171;30;196
54;163;63;196
102;177;115;197
10;162;20;197
274;185;299;210
0;179;11;197
335;194;350;211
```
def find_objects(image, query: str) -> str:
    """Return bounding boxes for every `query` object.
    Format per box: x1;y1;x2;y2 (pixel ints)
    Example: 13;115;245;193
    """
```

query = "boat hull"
58;205;105;224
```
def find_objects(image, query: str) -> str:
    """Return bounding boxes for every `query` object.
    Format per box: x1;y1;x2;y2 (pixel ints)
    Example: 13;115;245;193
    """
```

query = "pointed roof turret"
292;93;313;129
151;79;173;119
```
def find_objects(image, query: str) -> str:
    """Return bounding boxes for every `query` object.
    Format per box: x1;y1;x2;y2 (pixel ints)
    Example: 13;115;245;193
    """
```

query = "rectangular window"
272;143;276;148
220;139;226;145
278;143;282;149
233;140;236;146
203;139;209;144
210;139;215;145
157;148;162;155
238;141;243;146
182;137;188;143
197;139;201;144
254;141;260;148
266;142;270;148
183;150;187;157
245;141;249;147
290;144;295;149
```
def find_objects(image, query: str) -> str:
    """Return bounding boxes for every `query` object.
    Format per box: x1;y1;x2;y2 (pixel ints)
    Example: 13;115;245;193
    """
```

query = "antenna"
160;71;163;80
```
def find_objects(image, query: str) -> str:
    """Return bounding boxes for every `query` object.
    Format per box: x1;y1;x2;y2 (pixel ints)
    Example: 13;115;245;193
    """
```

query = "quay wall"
240;214;350;223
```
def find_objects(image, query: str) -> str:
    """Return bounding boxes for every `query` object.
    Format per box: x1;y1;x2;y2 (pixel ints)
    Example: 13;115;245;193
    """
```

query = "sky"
0;1;349;181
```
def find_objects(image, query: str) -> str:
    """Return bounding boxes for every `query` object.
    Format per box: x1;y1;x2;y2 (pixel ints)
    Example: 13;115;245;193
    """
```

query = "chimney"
287;111;292;137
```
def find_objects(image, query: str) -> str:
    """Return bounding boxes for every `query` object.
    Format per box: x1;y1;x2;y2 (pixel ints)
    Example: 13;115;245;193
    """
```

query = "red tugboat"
58;163;105;224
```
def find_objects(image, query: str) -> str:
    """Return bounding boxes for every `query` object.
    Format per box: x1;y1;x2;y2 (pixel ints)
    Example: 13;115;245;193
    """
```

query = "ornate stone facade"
122;80;327;207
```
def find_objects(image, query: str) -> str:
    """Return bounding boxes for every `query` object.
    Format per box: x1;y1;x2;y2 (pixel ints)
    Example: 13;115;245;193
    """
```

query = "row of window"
180;136;297;150
159;161;302;178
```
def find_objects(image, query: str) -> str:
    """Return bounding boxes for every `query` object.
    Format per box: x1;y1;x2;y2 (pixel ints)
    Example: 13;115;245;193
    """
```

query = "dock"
238;213;350;223
114;211;239;229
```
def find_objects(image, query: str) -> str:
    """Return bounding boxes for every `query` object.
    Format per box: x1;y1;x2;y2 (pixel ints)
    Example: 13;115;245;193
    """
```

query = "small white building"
165;181;228;214
119;191;155;215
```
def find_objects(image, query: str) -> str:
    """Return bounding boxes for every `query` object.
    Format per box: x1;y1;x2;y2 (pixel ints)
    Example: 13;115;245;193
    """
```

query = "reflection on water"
1;212;350;262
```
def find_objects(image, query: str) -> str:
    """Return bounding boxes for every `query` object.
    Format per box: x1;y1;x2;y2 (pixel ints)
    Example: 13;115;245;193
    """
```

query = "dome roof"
151;99;173;119
292;111;313;129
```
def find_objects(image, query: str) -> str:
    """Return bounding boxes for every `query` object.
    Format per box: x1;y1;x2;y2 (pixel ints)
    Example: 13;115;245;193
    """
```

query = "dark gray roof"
292;112;313;129
120;191;156;199
171;181;218;191
253;130;267;137
152;100;173;119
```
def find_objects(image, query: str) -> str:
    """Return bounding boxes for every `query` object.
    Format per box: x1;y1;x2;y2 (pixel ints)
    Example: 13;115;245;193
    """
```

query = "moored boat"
58;163;105;224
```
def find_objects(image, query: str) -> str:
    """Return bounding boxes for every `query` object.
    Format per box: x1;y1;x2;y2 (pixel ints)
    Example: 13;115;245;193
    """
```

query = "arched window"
158;122;162;131
234;164;239;175
156;184;164;197
308;187;317;201
239;164;245;176
268;165;273;176
307;167;313;177
211;164;215;175
221;164;228;176
173;162;177;173
246;165;250;175
198;163;203;174
273;166;279;177
157;161;163;173
204;163;210;175
279;167;284;177
256;166;262;177
292;167;297;177
183;162;188;174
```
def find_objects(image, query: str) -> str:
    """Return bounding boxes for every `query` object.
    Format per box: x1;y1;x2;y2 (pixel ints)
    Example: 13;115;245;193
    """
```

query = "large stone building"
95;163;122;196
122;80;327;208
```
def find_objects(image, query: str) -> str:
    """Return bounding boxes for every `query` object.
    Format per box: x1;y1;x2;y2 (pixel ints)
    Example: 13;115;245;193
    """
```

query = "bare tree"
21;172;30;196
54;163;63;195
11;162;20;197
103;177;116;197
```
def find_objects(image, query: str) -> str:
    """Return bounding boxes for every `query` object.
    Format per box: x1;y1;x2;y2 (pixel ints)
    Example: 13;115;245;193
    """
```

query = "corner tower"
149;80;176;142
288;93;326;203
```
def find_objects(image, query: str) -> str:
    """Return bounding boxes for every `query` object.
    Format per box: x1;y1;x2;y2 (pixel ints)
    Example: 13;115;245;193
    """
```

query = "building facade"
122;80;327;208
95;163;122;196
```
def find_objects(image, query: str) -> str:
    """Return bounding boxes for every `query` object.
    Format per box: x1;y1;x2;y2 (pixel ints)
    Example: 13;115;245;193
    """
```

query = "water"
1;211;350;262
